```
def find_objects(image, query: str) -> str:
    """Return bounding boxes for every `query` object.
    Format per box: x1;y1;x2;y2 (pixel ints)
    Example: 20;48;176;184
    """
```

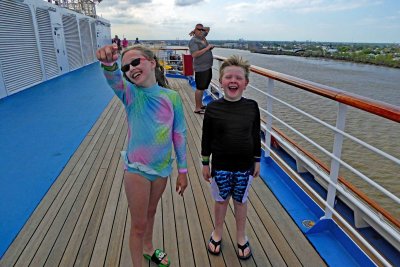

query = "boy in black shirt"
201;55;261;260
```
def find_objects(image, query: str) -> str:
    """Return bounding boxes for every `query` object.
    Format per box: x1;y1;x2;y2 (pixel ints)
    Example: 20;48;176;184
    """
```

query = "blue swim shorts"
210;169;253;203
121;151;166;181
124;167;162;181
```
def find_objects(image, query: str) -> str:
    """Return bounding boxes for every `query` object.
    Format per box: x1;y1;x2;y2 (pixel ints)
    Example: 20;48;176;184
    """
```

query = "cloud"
95;0;398;42
175;0;204;6
97;0;151;8
226;0;381;14
108;13;144;25
227;16;246;23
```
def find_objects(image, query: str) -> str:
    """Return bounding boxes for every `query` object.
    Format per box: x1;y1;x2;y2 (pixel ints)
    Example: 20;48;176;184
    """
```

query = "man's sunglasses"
121;57;147;73
196;28;205;31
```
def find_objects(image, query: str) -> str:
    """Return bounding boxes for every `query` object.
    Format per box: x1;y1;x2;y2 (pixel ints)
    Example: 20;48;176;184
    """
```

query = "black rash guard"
201;97;261;171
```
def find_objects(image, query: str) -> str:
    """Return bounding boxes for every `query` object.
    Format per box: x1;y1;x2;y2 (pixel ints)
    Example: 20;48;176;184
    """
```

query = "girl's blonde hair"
219;55;250;82
121;45;169;88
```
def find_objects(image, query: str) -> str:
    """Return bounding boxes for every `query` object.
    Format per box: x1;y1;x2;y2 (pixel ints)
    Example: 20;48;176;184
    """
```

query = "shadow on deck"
0;78;325;267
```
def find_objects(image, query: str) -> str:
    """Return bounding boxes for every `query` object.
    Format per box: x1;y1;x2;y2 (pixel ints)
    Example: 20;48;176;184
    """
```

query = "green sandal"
143;249;171;267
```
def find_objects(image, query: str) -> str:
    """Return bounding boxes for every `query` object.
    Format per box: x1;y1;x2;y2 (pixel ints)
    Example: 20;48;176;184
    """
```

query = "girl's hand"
202;165;211;182
96;44;119;64
253;162;260;178
176;173;188;197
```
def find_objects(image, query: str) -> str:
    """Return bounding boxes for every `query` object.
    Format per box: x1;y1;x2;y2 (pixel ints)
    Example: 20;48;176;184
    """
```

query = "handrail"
157;47;189;51
272;126;400;229
213;55;400;122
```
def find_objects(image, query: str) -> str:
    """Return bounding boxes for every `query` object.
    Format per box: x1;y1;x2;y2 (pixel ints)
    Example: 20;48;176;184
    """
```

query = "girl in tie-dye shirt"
97;44;187;267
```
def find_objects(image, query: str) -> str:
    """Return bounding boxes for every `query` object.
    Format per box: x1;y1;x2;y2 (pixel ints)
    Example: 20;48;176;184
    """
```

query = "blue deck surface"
0;62;113;258
260;151;390;266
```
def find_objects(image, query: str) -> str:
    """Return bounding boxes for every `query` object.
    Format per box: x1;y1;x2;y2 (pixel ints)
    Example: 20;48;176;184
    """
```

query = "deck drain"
302;219;315;228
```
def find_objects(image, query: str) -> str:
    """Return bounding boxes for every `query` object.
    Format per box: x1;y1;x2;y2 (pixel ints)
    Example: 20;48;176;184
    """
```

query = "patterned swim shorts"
210;169;253;203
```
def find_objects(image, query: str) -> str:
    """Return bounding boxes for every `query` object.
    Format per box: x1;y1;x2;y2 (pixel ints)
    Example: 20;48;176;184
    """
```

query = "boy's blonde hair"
121;45;169;88
219;55;250;82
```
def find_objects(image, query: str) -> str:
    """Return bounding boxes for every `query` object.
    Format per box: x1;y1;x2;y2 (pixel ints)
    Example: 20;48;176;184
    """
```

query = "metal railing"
209;55;400;266
155;47;190;76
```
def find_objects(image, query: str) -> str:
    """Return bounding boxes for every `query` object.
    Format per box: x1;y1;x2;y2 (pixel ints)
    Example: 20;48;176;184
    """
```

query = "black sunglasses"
121;57;147;73
196;28;205;31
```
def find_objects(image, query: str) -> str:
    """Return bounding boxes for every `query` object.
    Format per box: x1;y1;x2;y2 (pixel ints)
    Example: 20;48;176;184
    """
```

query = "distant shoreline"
248;49;400;68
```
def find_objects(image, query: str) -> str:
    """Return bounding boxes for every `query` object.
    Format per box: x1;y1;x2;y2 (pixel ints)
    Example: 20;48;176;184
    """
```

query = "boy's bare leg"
210;198;229;252
233;200;251;257
124;172;151;267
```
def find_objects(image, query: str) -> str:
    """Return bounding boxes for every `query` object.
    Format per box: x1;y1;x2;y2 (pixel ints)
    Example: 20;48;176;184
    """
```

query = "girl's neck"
136;75;157;88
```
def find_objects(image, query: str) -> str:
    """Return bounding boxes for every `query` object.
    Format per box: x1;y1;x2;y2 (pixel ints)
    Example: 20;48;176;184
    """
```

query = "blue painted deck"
0;63;113;257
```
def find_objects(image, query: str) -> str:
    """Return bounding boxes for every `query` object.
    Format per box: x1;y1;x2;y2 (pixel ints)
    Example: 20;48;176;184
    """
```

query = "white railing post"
264;78;274;157
217;60;222;94
323;102;347;219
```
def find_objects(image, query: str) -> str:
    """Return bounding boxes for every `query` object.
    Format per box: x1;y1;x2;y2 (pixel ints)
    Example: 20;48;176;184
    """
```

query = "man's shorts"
195;68;212;90
210;169;254;203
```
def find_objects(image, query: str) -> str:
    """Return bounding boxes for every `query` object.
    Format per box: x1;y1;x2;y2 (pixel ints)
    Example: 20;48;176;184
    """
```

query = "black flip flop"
237;241;252;260
194;110;205;114
208;235;222;255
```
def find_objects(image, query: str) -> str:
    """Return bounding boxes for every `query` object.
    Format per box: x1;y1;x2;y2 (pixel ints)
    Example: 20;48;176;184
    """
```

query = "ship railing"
155;47;189;76
208;55;400;266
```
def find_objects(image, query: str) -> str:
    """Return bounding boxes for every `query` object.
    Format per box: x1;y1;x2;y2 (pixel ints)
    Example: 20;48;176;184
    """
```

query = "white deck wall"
0;0;111;99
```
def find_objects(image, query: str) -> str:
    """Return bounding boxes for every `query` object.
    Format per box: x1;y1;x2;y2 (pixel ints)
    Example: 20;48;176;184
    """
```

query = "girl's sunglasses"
121;57;147;73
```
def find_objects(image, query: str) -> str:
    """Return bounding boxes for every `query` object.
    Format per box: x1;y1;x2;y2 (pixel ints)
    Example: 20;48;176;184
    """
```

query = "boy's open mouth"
228;85;238;91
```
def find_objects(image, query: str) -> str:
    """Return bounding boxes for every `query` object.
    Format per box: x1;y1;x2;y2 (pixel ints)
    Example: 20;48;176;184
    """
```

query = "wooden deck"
0;78;326;267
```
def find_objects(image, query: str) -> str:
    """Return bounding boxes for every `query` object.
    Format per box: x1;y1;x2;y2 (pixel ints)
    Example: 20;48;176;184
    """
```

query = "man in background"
188;23;214;114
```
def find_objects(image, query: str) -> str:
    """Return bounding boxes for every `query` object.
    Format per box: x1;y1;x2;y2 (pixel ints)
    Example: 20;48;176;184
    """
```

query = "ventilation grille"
0;0;43;94
79;19;93;65
90;21;97;55
62;15;83;70
36;8;59;79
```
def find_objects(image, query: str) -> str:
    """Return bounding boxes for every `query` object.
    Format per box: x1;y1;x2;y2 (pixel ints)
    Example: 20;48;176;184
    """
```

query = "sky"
96;0;400;43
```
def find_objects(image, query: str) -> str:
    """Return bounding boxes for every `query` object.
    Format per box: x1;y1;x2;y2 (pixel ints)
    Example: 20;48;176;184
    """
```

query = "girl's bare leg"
124;172;151;267
143;177;169;265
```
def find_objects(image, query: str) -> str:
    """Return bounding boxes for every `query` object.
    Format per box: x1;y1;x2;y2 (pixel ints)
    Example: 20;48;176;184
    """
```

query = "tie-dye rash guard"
103;68;187;177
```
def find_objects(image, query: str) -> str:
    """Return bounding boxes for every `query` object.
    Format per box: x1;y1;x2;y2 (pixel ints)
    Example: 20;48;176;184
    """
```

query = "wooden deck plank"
74;117;127;266
46;105;126;267
178;79;247;267
0;78;326;267
161;171;179;266
89;129;127;267
42;105;124;267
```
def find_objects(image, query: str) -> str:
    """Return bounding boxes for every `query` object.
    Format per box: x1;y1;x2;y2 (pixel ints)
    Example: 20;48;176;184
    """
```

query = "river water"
212;48;400;219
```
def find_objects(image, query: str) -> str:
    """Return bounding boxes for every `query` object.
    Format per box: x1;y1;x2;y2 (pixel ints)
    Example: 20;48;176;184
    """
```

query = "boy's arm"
201;111;212;182
201;108;212;159
253;103;261;177
253;103;262;161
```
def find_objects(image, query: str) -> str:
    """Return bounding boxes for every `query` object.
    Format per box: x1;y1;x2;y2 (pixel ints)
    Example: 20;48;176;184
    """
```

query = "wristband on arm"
101;62;118;71
202;155;210;166
254;156;261;162
178;168;188;174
